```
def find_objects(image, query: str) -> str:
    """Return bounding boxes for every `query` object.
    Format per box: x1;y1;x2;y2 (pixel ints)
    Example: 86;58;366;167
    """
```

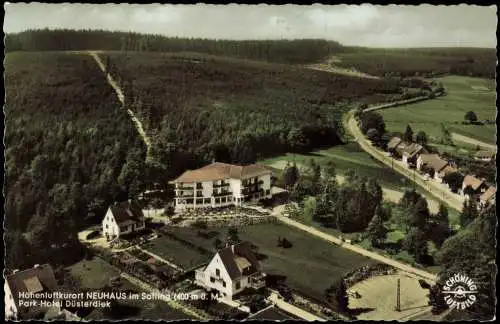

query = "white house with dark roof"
194;241;265;300
102;199;145;240
170;162;274;212
401;143;427;167
4;264;59;320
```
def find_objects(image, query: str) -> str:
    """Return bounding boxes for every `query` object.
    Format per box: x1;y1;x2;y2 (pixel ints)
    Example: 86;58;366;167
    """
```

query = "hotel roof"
170;162;272;183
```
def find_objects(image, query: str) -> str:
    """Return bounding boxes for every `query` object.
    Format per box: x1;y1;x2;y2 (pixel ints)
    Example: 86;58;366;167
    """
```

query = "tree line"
6;28;344;64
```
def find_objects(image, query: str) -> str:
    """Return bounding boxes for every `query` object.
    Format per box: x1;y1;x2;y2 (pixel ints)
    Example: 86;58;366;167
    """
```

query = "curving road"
344;111;464;212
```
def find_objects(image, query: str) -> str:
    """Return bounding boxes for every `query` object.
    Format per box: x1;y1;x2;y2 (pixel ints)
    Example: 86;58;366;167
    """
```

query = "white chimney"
34;264;40;269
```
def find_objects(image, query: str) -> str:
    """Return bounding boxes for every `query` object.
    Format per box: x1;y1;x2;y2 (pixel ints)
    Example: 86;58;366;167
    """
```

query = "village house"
170;162;274;212
4;264;59;320
194;241;266;300
474;150;495;162
401;143;427;168
387;136;402;156
102;199;146;241
437;165;459;183
479;186;496;208
461;175;489;199
416;154;450;182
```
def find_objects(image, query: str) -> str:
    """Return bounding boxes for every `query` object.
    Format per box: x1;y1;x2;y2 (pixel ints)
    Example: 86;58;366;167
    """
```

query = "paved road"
345;111;464;212
268;291;327;321
274;214;437;283
451;132;496;151
88;51;152;158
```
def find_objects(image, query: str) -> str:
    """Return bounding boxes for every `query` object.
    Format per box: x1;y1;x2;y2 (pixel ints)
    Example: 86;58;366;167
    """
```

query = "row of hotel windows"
179;190;270;205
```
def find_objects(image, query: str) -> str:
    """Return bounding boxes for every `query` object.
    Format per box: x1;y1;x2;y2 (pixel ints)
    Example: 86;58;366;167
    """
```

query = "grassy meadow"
380;75;496;147
259;142;410;191
159;223;375;303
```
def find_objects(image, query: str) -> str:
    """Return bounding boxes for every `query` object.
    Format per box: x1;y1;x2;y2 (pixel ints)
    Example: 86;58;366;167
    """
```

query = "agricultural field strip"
363;95;439;112
273;215;437;283
451;132;496;151
304;63;380;80
345;111;463;212
87;51;152;155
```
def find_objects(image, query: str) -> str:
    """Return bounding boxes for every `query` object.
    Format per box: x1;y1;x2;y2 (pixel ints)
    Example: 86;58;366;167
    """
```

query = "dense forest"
5;29;344;64
336;47;496;79
4;52;146;270
103;51;402;182
7;29;495;80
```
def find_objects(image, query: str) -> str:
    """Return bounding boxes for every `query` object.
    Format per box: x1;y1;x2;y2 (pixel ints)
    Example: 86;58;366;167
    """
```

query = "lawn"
141;235;212;270
167;222;376;303
240;223;377;302
259;142;411;191
380;75;496;146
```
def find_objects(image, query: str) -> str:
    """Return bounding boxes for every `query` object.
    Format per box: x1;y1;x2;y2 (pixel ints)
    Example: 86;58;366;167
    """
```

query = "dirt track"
88;51;152;158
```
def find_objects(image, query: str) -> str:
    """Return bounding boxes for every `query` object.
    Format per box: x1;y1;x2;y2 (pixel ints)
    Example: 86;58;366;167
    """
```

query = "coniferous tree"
403;124;414;143
366;206;388;247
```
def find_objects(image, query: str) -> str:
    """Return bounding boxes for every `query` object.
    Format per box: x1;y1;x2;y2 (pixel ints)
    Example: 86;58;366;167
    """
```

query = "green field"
259;142;412;191
142;235;212;270
164;223;376;302
380;75;496;146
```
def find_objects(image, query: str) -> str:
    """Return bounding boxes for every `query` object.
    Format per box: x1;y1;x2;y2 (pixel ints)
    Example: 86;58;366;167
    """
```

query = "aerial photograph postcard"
3;3;497;321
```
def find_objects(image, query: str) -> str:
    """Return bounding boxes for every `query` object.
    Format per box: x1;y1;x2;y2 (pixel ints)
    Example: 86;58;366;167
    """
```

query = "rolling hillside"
102;51;403;177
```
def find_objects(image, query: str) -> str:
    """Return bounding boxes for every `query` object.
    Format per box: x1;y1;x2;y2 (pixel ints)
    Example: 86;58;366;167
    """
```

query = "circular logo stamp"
442;273;478;310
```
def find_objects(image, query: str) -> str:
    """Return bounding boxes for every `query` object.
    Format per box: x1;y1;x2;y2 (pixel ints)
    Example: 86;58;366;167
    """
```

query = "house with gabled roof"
4;264;59;320
194;241;266;300
461;175;489;199
102;199;145;240
169;162;274;212
416;154;450;182
401;143;427;168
